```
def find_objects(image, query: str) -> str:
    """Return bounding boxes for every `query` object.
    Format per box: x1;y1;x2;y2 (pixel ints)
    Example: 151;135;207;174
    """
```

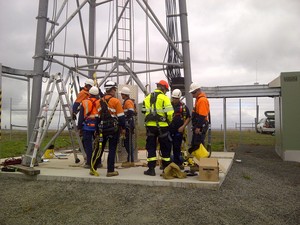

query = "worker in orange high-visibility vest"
188;82;210;154
90;80;126;177
119;86;136;167
77;86;100;168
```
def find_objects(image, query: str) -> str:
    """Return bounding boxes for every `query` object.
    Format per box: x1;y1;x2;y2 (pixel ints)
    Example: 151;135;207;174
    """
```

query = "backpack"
99;96;119;135
122;98;136;130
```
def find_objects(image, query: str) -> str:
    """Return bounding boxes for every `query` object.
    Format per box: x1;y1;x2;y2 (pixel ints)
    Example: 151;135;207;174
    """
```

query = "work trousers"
170;132;183;166
146;126;171;169
124;127;134;162
82;130;95;166
92;131;119;172
191;130;207;151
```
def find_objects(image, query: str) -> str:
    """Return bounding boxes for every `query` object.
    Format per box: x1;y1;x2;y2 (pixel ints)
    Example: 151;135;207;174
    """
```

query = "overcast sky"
0;0;299;129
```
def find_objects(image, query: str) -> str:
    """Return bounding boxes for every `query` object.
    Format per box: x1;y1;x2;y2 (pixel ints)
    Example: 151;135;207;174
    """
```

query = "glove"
72;113;77;120
79;129;83;137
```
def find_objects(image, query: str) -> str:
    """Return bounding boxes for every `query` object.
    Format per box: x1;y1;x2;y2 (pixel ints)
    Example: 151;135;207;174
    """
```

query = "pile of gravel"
0;145;299;225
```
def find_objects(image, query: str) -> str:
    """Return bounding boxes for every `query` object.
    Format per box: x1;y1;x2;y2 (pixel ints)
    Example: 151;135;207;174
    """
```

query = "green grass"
0;129;275;158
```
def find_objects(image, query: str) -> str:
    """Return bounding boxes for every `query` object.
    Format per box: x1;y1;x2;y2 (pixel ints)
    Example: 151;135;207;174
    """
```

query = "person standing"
188;82;210;154
77;86;100;168
90;80;126;177
142;80;174;176
169;89;191;169
119;86;136;167
72;78;94;163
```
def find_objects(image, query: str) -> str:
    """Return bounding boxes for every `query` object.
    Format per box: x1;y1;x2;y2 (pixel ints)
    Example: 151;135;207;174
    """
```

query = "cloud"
188;0;300;87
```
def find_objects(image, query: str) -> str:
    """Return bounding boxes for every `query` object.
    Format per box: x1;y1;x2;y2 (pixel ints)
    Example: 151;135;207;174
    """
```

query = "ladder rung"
117;6;130;9
118;27;130;31
61;104;70;108
118;38;130;42
167;14;180;18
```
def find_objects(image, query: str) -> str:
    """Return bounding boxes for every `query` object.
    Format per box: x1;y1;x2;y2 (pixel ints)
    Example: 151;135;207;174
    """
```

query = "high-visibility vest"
142;90;174;127
194;92;210;120
82;97;100;131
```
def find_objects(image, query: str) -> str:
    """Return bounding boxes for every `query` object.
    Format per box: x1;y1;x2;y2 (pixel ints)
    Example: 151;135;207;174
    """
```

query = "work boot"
144;168;156;176
106;171;119;177
121;161;131;168
178;164;185;170
89;170;99;176
84;164;90;169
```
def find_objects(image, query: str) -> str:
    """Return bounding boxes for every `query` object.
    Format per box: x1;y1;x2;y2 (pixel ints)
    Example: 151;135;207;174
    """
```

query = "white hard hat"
85;79;94;86
171;89;182;98
104;80;117;90
120;86;131;95
89;86;99;95
189;82;201;93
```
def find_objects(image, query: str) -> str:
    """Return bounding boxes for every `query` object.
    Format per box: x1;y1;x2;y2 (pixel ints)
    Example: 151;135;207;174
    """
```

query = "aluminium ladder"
24;73;84;168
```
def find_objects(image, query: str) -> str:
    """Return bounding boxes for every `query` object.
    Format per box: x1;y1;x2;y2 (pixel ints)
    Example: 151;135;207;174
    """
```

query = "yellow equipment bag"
43;149;55;159
162;162;187;179
192;144;209;160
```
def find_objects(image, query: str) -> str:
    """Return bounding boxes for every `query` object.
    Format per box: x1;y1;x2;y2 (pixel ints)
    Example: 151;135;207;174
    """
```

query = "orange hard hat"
156;80;169;91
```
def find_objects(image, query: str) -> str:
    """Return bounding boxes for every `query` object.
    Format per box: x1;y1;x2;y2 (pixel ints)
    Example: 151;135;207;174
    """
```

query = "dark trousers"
191;131;207;151
146;126;171;169
92;131;119;172
83;130;95;165
124;128;134;162
170;132;183;166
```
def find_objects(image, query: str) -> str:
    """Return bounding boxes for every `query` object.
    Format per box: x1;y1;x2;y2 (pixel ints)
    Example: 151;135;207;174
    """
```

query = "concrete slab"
1;151;235;190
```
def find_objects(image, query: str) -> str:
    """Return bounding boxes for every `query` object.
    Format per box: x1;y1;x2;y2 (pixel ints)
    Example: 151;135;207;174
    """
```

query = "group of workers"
72;78;210;178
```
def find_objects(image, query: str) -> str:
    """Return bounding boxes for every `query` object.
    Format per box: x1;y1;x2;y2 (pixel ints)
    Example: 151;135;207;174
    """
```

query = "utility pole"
88;0;96;78
23;0;49;166
179;0;193;140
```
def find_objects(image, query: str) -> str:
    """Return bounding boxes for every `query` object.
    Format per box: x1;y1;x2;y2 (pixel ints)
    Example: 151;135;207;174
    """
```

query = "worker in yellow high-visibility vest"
142;80;174;176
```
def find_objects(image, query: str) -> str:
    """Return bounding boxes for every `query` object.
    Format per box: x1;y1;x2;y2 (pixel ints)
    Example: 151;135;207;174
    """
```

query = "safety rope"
90;126;103;176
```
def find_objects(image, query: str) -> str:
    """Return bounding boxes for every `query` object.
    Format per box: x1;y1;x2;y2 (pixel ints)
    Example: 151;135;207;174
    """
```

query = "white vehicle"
256;111;275;134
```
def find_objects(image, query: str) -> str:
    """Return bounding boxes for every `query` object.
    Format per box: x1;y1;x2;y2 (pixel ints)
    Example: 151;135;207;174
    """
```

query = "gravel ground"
0;145;299;225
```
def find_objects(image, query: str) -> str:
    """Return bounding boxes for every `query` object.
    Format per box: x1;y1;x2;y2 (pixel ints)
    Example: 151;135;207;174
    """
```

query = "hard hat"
120;86;131;95
189;82;201;93
89;86;99;95
104;80;117;90
171;89;182;98
85;79;94;87
156;80;169;91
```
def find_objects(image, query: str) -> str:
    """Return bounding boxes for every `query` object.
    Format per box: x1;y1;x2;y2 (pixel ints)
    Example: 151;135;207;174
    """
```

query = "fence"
235;123;256;130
